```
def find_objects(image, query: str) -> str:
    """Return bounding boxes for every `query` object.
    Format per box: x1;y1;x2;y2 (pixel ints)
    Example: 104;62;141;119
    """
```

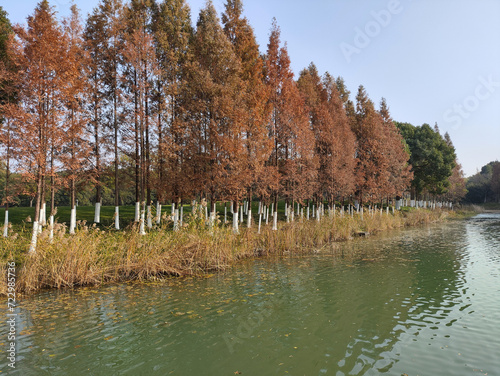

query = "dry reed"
0;208;449;295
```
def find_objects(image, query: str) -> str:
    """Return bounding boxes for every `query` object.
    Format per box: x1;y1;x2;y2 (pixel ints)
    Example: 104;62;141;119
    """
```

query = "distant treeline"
465;161;500;203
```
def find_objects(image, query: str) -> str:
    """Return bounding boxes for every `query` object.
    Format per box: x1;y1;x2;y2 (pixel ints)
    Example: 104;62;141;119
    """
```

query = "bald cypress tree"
12;0;67;252
265;21;318;226
378;98;412;202
152;0;192;207
122;0;159;231
85;0;125;227
222;0;273;215
182;1;246;230
353;86;389;205
61;5;90;235
298;66;356;207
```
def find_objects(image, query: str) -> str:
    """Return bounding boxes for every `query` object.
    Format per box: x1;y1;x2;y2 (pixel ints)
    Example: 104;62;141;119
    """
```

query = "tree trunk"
232;201;239;233
115;206;120;230
3;210;8;238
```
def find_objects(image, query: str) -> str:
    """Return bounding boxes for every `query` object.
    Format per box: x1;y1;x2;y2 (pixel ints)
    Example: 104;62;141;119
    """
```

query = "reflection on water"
1;215;499;375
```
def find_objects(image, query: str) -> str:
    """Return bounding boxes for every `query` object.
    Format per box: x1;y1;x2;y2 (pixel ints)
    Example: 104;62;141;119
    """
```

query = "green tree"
397;122;456;198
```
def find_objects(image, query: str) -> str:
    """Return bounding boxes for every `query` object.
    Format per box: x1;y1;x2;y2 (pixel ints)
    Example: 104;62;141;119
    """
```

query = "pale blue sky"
3;0;500;176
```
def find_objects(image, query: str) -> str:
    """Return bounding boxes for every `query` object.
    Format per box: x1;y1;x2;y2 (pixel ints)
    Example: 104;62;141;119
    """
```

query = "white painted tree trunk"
247;208;252;228
360;206;364;220
134;202;140;222
156;202;161;224
180;206;184;227
147;205;152;228
266;207;269;225
233;205;239;234
316;205;320;222
40;202;46;227
28;221;39;254
306;206;310;220
174;209;179;231
94;202;101;223
209;203;216;228
284;202;288;217
3;210;8;238
115;206;120;230
49;215;54;243
224;205;227;224
386;206;389;215
205;205;208;220
139;206;146;235
240;205;243;223
312;205;315;218
270;203;274;216
272;211;278;231
258;201;261;215
258;213;262;234
69;206;76;234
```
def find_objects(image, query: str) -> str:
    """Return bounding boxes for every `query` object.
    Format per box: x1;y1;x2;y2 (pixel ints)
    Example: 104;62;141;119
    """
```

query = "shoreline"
1;209;470;296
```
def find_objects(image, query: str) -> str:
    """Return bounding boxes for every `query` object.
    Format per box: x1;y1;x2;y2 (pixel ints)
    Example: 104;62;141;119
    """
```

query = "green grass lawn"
0;205;176;229
0;200;295;231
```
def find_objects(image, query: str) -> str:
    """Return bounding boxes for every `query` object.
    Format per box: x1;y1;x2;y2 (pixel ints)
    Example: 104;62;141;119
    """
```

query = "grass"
0;204;453;296
0;201;293;230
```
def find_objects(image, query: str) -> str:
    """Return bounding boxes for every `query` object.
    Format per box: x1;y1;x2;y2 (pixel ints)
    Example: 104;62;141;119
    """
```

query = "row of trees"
0;0;461;251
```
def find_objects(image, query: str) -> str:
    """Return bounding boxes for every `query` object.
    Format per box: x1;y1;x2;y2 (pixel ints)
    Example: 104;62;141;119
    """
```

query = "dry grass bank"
0;208;450;295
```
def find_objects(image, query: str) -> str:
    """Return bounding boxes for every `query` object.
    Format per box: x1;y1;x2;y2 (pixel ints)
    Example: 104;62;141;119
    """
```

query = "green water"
2;214;500;375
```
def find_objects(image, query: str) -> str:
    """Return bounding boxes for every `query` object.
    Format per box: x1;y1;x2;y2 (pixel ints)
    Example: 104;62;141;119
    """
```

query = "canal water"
2;214;499;375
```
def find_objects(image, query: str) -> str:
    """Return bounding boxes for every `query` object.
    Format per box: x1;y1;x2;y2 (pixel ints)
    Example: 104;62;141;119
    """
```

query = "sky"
3;0;500;177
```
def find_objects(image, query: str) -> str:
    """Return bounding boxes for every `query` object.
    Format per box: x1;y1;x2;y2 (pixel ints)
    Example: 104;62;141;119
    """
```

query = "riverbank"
0;208;464;295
